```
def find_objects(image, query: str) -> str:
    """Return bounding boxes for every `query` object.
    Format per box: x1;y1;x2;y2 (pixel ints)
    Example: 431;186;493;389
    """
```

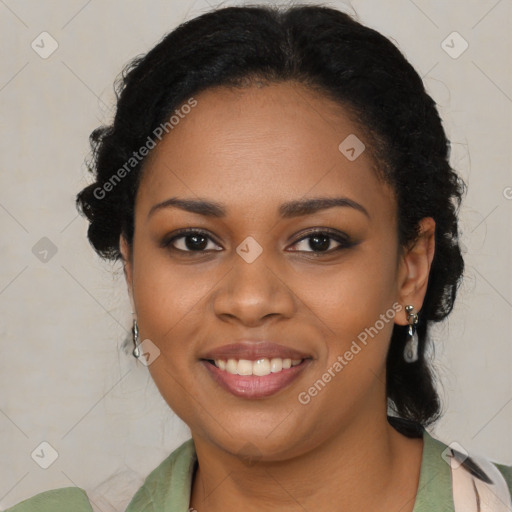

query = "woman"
7;4;511;511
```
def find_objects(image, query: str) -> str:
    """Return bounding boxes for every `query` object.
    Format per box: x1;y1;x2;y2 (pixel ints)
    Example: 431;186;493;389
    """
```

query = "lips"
200;341;312;399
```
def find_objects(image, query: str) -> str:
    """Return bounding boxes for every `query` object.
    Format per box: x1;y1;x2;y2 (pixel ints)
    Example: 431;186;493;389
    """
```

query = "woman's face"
121;81;433;460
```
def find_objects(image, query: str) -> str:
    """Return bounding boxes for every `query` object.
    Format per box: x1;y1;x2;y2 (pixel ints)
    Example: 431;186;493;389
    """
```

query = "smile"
202;358;311;398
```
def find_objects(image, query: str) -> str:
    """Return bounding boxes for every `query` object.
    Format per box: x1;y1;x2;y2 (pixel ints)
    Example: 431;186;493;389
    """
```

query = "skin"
120;81;436;511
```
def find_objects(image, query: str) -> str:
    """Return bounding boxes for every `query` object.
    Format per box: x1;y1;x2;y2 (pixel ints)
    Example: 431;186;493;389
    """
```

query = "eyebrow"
148;196;370;219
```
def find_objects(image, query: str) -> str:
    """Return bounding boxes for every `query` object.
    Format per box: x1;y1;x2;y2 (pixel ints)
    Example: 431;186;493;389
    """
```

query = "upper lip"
200;341;311;361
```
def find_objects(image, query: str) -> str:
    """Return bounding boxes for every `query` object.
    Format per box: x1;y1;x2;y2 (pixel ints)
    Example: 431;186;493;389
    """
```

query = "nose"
212;249;297;327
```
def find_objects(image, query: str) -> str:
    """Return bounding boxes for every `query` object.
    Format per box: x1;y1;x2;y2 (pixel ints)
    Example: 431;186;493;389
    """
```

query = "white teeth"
270;358;282;373
213;357;304;375
226;359;238;374
253;358;271;376
237;359;253;376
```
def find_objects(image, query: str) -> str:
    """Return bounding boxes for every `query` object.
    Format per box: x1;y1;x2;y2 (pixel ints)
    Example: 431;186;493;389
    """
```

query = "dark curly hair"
76;4;465;428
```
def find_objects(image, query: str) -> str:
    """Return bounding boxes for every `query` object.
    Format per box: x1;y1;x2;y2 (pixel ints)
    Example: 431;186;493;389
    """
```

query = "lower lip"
201;360;310;399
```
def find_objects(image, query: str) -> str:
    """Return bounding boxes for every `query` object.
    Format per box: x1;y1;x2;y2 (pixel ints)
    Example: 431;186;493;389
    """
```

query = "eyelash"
161;228;355;256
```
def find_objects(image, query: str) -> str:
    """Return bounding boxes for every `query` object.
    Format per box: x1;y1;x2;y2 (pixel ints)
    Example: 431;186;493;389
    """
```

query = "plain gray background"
1;0;511;510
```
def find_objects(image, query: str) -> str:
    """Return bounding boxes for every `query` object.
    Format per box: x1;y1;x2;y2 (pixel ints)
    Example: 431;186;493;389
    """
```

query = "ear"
395;217;436;326
119;234;135;313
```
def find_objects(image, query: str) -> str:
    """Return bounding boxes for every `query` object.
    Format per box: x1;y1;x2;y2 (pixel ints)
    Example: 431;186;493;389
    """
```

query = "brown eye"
162;229;222;253
288;229;354;254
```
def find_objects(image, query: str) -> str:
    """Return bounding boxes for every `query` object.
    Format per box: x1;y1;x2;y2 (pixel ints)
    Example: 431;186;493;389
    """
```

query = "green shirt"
5;428;512;511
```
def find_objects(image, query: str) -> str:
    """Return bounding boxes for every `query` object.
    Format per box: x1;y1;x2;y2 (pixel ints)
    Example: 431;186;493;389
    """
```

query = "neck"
189;409;424;512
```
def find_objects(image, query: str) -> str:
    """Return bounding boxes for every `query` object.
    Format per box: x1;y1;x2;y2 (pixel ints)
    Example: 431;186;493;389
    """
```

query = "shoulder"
125;438;197;512
387;416;512;511
3;440;196;512
421;425;512;484
428;430;512;492
420;428;512;510
3;487;93;512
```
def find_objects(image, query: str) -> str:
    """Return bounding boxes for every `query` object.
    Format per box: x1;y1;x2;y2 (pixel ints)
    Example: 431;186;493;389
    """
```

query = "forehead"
137;81;396;221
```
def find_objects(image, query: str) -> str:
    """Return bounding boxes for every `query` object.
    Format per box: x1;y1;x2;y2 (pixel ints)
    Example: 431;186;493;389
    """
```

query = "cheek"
294;251;399;416
132;245;213;343
131;248;212;421
294;244;399;339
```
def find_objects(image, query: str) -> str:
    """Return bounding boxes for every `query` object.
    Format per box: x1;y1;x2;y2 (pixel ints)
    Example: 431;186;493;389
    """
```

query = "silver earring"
132;319;140;358
404;305;419;363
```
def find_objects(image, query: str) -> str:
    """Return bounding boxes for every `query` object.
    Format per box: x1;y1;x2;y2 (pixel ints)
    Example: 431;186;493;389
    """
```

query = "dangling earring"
404;305;419;363
132;319;140;358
